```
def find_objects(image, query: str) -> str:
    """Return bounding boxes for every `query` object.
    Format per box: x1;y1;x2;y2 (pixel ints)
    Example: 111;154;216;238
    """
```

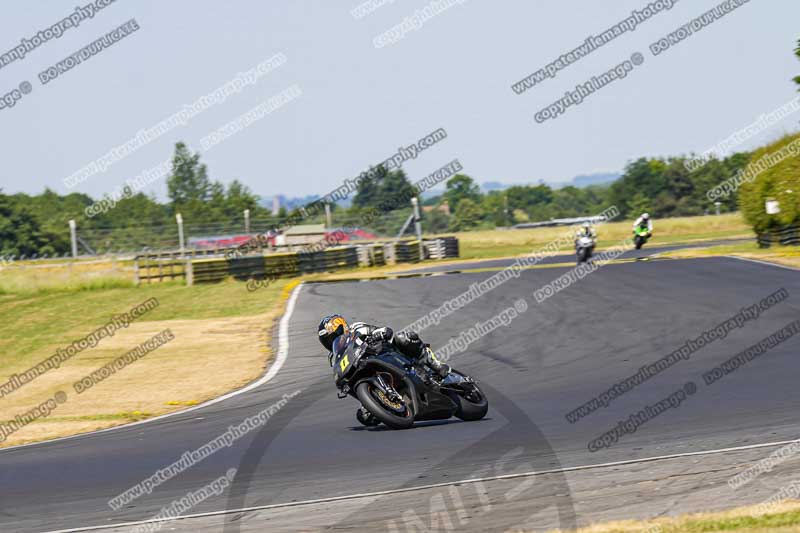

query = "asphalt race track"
395;238;754;274
2;255;799;532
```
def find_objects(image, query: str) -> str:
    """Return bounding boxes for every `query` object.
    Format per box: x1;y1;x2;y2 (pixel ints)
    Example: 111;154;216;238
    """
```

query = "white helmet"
641;213;650;220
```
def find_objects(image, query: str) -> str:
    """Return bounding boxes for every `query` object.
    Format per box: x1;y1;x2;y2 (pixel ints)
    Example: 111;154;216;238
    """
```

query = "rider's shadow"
349;417;494;432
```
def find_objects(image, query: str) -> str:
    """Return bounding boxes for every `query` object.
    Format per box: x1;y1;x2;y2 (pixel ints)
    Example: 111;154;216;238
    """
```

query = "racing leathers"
633;216;653;233
349;322;450;378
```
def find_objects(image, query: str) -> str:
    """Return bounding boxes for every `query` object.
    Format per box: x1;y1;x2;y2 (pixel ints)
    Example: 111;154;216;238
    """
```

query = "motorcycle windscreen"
332;333;360;380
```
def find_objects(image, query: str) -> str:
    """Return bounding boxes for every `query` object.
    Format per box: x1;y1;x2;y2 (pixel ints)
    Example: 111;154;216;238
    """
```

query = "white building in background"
272;195;280;215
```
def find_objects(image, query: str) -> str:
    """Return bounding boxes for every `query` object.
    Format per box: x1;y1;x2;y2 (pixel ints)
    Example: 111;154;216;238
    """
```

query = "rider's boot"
422;347;450;378
356;406;379;426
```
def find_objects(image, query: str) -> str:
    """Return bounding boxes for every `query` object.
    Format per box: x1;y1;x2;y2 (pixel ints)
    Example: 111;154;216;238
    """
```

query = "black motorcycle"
331;332;488;429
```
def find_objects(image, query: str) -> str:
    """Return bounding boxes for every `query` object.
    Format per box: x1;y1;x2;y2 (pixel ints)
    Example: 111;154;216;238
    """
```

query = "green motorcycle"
633;226;652;249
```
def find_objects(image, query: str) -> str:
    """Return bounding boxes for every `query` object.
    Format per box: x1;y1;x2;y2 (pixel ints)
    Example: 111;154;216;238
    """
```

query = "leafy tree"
506;184;553;216
628;192;652;217
739;133;800;233
794;38;800;89
352;165;386;208
0;192;65;256
481;191;510;226
607;154;749;219
422;207;450;234
444;174;481;211
167;143;211;215
448;198;483;231
352;165;416;213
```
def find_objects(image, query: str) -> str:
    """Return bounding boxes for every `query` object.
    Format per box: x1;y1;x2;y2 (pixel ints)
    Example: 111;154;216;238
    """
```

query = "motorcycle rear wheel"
447;385;488;422
355;382;414;429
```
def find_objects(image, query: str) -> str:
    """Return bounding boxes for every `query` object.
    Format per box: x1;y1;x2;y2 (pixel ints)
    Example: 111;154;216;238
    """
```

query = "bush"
738;133;800;233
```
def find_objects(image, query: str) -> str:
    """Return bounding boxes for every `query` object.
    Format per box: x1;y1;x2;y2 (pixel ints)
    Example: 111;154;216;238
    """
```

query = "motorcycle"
575;235;595;264
331;332;488;429
633;226;652;249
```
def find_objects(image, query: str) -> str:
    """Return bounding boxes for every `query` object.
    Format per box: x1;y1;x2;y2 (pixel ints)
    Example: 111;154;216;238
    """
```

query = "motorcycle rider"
576;221;596;240
575;222;596;252
633;213;653;234
318;314;450;426
318;314;450;379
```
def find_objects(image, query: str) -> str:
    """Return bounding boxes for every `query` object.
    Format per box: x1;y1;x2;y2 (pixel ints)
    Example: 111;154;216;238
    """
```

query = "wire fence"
4;207;419;262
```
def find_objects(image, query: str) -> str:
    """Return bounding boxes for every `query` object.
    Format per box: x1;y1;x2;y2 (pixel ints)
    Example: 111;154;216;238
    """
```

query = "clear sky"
0;0;798;202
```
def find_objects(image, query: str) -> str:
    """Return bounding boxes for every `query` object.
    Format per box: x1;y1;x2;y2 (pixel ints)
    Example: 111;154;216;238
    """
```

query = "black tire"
447;384;488;422
577;248;588;264
634;236;644;249
355;382;414;429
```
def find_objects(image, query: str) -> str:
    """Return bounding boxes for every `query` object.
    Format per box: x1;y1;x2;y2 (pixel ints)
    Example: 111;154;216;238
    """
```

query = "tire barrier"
424;236;459;260
356;244;386;267
138;237;459;285
757;224;800;248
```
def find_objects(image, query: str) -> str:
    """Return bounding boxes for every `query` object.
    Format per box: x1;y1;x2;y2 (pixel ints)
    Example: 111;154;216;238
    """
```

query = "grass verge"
447;213;751;260
0;258;135;295
0;277;297;448
549;500;800;532
660;241;800;268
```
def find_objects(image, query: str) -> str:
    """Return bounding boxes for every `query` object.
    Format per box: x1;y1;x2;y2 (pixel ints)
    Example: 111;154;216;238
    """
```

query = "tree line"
1;141;757;257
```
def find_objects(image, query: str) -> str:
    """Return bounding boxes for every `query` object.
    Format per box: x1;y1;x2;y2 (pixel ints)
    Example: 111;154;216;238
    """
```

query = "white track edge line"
1;283;304;454
725;255;800;272
43;436;800;533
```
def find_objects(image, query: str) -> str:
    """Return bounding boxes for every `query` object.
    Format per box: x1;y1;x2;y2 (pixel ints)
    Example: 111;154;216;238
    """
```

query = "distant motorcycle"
633;227;652;250
575;235;595;264
331;332;488;429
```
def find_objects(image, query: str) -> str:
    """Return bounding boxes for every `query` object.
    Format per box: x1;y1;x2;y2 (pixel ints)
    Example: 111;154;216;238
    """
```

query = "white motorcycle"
575;235;595;264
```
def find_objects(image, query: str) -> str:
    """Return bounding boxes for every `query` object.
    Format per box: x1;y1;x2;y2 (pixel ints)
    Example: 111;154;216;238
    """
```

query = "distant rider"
633;213;653;234
575;222;596;250
576;222;596;240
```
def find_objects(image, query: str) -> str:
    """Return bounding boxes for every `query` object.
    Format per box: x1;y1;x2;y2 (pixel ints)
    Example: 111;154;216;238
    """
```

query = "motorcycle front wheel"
355;382;414;429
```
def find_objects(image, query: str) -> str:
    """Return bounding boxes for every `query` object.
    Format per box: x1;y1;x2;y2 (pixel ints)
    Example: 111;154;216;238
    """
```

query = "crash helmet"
318;314;349;351
641;213;650;220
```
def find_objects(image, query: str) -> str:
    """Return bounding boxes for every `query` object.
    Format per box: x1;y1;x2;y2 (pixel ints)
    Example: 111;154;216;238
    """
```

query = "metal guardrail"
512;215;608;229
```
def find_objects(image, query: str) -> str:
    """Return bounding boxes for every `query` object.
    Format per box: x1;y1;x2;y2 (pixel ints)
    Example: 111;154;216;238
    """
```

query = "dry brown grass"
546;500;800;533
447;213;751;259
662;241;800;269
0;280;299;448
0;258;134;293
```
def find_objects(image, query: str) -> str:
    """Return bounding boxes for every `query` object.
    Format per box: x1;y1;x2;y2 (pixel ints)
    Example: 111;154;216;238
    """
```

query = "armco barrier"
758;224;800;248
142;237;459;285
